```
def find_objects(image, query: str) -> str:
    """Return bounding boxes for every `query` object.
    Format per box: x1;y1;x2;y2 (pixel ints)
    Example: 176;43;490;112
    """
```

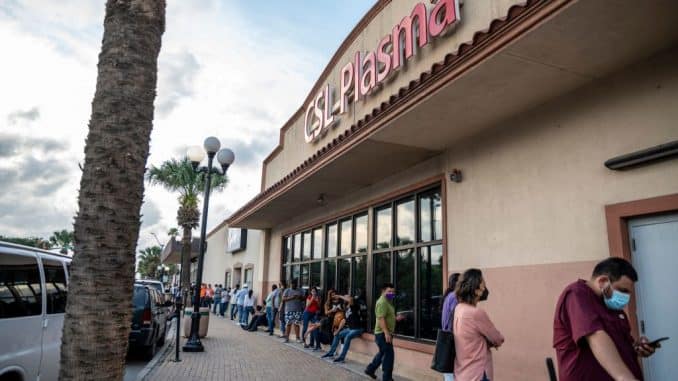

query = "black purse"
430;308;456;373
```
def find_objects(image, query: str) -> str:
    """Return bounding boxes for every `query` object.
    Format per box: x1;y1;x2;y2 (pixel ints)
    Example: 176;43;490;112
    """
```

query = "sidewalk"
144;313;412;381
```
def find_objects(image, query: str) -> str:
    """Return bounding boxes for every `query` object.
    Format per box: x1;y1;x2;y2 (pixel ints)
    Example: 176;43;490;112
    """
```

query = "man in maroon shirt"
553;258;660;381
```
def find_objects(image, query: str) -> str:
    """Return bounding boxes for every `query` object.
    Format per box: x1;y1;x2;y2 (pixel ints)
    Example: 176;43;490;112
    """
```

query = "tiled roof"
227;0;568;225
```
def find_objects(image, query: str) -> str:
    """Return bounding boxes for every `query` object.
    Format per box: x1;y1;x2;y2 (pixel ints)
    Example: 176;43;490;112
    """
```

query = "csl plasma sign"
304;0;461;143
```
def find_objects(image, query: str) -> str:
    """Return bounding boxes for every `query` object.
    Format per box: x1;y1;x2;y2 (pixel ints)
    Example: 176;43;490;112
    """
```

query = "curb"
136;320;177;381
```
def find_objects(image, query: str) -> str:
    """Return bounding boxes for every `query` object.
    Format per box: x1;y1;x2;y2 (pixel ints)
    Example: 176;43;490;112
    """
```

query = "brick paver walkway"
145;313;397;381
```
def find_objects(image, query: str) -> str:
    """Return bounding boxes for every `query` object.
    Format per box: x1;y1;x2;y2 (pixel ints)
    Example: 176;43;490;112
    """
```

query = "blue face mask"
603;283;630;310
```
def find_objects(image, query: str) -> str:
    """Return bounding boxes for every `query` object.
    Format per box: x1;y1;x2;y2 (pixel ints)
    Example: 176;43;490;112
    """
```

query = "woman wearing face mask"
302;286;321;348
453;269;504;381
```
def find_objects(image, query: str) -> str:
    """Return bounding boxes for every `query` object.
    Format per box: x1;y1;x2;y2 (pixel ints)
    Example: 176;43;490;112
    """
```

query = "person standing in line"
235;284;249;325
364;283;397;381
282;279;305;343
265;284;280;336
230;284;240;320
278;282;287;337
206;284;214;308
242;288;255;326
213;284;222;314
199;283;207;306
302;286;321;348
221;286;231;317
553;258;658;381
453;269;504;381
322;293;365;362
441;273;461;381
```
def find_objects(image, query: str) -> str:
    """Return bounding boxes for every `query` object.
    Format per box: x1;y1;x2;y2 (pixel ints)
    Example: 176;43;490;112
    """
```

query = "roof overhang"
229;0;678;229
161;237;201;264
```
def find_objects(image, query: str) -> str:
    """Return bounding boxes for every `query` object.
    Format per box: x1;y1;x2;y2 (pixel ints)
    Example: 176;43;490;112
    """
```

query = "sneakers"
364;369;377;380
333;357;345;363
320;352;333;359
303;344;310;349
283;337;289;343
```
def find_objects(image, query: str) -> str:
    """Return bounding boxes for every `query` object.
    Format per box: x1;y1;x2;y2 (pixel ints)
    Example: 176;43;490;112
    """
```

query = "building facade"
224;0;678;379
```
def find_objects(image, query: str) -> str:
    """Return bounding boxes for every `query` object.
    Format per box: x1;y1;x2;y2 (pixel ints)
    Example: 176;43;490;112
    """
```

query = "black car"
128;284;170;359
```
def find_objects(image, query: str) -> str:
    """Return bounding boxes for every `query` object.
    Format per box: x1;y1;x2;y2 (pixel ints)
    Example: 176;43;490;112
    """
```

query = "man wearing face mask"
365;283;397;381
553;257;658;381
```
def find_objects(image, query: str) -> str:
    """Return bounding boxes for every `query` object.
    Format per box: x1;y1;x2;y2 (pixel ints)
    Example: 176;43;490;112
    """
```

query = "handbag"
431;307;456;373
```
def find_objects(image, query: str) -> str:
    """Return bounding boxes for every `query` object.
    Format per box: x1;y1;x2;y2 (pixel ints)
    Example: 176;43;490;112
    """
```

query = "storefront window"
375;206;392;249
293;233;301;262
292;265;300;283
396;198;415;246
283;237;290;264
352;255;367;297
420;190;443;242
326;223;337;258
337;258;350;295
373;252;392;305
325;259;336;291
395;249;415;337
310;262;321;289
300;264;310;288
339;218;352;255
302;231;311;261
355;214;368;253
312;228;322;259
419;245;443;340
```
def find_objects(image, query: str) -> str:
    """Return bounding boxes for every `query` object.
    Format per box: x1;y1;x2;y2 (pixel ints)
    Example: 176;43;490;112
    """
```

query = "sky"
0;0;375;251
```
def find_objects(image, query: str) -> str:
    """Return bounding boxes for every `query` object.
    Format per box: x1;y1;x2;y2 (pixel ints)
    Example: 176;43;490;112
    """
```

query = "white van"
0;241;70;381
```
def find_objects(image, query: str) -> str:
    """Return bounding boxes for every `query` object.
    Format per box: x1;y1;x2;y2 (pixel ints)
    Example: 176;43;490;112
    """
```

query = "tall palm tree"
59;1;165;380
49;230;74;254
146;158;227;298
167;227;179;238
137;246;162;279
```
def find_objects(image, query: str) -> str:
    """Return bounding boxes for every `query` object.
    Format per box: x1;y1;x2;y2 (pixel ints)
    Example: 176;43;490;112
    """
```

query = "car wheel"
144;338;157;360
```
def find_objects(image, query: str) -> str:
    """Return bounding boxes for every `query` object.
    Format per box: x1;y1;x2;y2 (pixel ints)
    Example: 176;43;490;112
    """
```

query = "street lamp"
182;137;234;353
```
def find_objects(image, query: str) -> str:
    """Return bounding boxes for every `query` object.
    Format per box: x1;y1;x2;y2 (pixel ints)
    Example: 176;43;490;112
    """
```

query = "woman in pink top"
453;269;505;381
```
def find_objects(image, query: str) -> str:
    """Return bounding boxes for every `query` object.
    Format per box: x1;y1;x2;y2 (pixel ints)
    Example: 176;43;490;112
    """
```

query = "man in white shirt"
265;284;281;336
230;284;240;320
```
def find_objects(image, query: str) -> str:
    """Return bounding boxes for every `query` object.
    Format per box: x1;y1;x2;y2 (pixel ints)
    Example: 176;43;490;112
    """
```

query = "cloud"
140;198;163;228
155;51;200;117
223;136;276;170
7;106;40;125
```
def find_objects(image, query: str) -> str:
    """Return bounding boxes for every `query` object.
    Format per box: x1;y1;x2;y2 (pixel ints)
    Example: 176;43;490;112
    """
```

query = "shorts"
285;311;303;325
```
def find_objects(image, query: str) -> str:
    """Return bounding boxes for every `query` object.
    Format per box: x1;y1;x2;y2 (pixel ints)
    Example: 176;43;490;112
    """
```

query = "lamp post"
182;137;234;353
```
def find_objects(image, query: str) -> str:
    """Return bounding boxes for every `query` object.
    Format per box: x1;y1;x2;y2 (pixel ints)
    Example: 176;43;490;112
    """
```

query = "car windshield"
132;287;148;308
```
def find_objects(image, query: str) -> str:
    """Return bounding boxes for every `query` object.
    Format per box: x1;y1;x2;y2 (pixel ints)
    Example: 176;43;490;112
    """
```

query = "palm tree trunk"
59;1;165;380
180;225;192;306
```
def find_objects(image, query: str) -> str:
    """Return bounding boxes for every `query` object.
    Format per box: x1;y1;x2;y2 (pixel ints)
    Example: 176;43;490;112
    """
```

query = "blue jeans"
212;297;221;313
230;303;238;320
220;301;228;316
301;311;316;342
237;305;245;324
279;310;286;335
266;306;278;333
244;306;254;325
366;333;394;381
327;328;363;360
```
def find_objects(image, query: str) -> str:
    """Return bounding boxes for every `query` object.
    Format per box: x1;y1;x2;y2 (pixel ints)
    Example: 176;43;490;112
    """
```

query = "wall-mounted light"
317;193;326;206
449;169;462;183
604;140;678;170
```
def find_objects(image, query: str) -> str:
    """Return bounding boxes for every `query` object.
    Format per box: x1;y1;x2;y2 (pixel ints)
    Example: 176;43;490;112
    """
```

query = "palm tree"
59;1;165;380
137;246;162;279
49;230;74;254
146;158;227;299
167;227;179;238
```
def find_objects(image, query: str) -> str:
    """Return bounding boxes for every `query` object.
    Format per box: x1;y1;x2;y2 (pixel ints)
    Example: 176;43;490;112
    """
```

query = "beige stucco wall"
203;226;262;297
264;0;525;189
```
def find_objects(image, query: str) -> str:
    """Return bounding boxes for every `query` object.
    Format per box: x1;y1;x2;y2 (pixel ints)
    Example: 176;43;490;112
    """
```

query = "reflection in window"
396;198;415;246
420;191;443;242
338;259;350;295
293;234;301;262
283;237;291;264
373;252;392;314
292;265;300;284
326;224;338;258
352;256;367;298
302;231;311;261
0;254;42;319
340;219;352;255
355;214;368;253
395;249;415;337
310;262;321;289
43;260;68;314
312;228;322;259
300;264;310;288
325;260;336;291
420;245;443;340
375;206;392;250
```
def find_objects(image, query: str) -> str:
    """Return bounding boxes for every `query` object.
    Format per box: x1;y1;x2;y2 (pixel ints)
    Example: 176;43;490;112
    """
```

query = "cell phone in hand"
647;337;669;348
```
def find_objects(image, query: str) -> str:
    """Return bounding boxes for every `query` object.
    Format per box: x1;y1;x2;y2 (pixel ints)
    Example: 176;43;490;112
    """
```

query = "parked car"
136;279;164;295
0;241;71;381
128;283;170;359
